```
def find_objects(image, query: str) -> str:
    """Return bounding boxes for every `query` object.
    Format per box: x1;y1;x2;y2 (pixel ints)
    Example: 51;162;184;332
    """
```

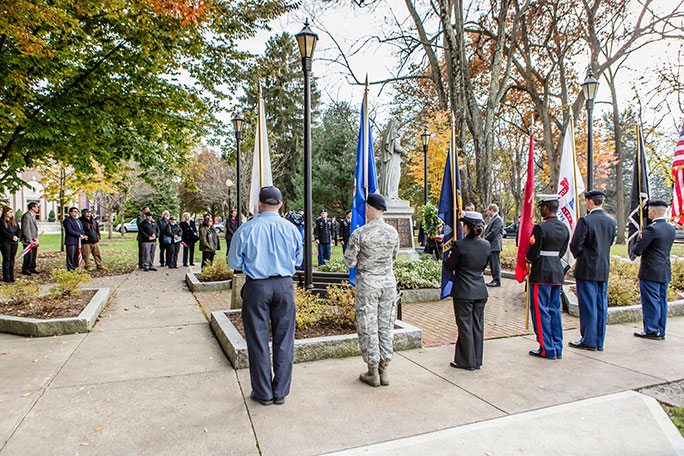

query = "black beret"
646;199;668;208
366;193;387;211
259;186;282;205
584;190;606;198
345;209;352;215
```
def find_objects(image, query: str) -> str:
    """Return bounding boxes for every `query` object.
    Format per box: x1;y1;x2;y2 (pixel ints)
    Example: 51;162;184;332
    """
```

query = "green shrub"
0;278;39;304
48;209;56;220
500;244;517;270
318;259;348;273
48;269;90;297
325;282;355;327
295;286;325;329
15;209;22;220
199;260;233;282
670;259;684;294
394;254;441;289
607;259;640;306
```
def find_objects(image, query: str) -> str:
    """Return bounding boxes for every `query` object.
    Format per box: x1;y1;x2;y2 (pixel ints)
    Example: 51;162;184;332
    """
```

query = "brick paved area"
401;278;579;346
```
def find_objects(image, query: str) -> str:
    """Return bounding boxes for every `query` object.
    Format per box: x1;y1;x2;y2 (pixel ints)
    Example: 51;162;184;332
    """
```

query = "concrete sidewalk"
1;268;683;455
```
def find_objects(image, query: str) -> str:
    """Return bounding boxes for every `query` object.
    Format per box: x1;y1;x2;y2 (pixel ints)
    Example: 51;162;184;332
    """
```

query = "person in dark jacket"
225;209;238;260
314;209;334;266
63;207;86;271
79;209;106;271
445;211;492;370
157;210;170;267
136;206;149;269
139;212;158;271
526;194;570;360
164;216;183;268
340;210;352;253
484;203;504;287
633;200;676;340
199;216;220;268
20;202;39;275
0;206;20;282
180;212;198;266
568;190;616;351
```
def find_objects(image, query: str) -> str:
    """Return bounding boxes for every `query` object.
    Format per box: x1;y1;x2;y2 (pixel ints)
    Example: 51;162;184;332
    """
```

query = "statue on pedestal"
379;118;409;200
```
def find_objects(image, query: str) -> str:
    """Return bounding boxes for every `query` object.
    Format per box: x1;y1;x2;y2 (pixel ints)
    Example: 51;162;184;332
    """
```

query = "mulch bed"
0;289;97;319
228;313;357;340
197;274;232;283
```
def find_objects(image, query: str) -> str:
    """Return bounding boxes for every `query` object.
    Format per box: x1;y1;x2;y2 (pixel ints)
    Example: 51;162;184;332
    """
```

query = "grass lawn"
663;405;684;437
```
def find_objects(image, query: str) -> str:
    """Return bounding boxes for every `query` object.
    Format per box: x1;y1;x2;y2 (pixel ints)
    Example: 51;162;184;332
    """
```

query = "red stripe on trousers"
533;284;545;357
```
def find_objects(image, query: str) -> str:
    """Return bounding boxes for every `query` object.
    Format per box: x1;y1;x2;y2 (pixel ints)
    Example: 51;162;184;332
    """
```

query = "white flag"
556;115;585;266
248;87;273;217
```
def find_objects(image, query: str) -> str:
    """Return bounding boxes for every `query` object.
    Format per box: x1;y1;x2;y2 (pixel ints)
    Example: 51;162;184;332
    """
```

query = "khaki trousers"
81;242;104;269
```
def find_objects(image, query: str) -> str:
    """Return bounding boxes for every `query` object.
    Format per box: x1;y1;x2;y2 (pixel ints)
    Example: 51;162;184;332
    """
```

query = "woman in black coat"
164;216;183;268
0;206;20;282
180;212;198;266
444;211;492;370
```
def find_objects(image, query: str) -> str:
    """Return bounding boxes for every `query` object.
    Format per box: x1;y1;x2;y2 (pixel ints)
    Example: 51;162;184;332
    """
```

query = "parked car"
503;222;519;239
675;225;684;243
195;217;224;233
116;218;138;233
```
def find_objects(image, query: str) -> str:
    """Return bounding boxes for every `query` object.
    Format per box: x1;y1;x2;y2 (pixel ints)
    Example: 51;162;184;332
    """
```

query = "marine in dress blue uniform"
526;194;570;360
228;186;303;406
632;199;676;340
569;190;616;351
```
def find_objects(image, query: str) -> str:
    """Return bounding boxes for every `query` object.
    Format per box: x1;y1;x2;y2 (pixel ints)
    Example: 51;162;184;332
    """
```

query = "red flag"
515;133;536;283
671;120;684;227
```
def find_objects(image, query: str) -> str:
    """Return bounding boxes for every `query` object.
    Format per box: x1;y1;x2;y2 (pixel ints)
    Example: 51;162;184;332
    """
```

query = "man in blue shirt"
228;186;303;406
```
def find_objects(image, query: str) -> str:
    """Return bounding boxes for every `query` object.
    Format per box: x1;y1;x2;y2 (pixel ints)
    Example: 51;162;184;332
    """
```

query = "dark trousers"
159;242;167;266
241;276;296;400
453;298;486;368
317;242;330;266
22;245;37;273
640;279;669;336
1;242;17;282
201;251;215;269
65;244;79;271
166;242;180;268
138;241;143;268
576;280;608;348
182;242;195;266
488;251;501;283
530;283;563;358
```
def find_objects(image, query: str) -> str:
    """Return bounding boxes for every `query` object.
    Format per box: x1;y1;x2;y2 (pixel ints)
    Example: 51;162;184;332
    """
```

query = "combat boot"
378;360;390;386
359;363;380;387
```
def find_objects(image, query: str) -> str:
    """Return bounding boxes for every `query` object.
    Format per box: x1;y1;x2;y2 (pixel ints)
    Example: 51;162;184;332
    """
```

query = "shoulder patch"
529;234;536;245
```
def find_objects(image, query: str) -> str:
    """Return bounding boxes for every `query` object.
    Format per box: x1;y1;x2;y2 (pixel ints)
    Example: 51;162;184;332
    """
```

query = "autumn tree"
179;147;234;217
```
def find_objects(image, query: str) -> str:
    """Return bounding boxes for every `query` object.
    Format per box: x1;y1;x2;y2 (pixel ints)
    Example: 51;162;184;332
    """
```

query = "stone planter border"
185;271;232;292
565;287;684;324
210;309;423;369
401;288;441;303
0;287;111;337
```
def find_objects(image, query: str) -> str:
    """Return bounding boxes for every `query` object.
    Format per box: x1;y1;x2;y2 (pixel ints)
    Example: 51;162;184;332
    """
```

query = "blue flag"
349;94;378;286
438;139;463;299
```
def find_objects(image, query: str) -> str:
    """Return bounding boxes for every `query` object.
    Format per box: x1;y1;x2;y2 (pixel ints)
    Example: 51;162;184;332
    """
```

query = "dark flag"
438;116;463;299
627;126;650;261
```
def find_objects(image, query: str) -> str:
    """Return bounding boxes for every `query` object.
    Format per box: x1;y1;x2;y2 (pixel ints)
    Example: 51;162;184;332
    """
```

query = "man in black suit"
484;203;504;287
568;190;616;351
633;199;676;340
138;212;158;272
526;194;569;360
136;206;149;269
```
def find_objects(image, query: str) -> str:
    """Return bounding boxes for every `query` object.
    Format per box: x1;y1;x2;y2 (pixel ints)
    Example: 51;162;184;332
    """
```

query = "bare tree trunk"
606;68;626;243
108;211;114;239
59;168;65;252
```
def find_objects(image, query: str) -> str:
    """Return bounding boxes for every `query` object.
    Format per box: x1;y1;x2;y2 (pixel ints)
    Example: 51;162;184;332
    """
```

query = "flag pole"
363;74;369;221
637;125;643;231
451;111;457;230
525;114;534;331
570;113;581;222
258;84;264;188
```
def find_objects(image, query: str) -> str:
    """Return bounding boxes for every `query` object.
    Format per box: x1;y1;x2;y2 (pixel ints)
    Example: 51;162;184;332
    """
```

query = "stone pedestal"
383;199;419;260
230;273;246;309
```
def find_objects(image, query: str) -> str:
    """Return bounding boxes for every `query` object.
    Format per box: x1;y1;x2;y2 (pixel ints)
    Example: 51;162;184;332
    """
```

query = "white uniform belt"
540;250;560;257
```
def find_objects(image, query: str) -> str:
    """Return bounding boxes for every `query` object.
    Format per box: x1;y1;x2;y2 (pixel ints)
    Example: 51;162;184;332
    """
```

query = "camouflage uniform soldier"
343;193;399;387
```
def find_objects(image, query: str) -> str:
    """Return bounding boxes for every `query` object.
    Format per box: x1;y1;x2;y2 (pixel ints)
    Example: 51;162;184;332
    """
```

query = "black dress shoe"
634;331;663;340
568;340;597;351
274;396;285;405
31;270;39;274
486;281;501;287
149;267;158;271
529;350;556;360
597;347;604;351
21;271;32;275
143;268;150;272
250;392;273;406
450;362;476;371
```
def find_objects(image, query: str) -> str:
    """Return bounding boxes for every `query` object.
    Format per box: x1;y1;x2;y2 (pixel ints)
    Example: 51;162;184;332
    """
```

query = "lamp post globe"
296;19;318;290
581;71;599;190
231;114;245;227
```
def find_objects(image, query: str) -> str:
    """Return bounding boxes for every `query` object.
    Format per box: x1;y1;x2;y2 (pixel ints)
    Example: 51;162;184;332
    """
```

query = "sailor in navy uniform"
526;194;570;360
568;190;616;351
633;199;676;340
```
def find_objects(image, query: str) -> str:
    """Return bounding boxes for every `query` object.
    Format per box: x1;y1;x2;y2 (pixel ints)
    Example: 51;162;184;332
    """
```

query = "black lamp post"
296;20;318;290
421;128;431;206
225;179;233;214
231;114;245;227
581;70;599;190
